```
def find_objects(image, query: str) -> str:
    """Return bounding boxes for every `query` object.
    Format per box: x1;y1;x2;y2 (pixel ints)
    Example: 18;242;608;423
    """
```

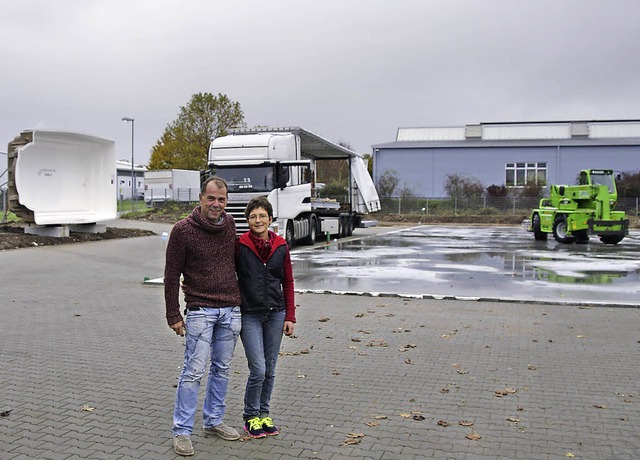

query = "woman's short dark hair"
244;196;273;219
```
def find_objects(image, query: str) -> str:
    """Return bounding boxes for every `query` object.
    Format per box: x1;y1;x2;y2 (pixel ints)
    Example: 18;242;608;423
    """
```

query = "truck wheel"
304;215;317;245
552;215;575;244
346;216;353;236
532;213;547;241
285;222;295;249
599;235;624;245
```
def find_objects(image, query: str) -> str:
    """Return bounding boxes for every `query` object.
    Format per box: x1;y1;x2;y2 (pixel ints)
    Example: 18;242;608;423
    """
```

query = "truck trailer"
143;169;200;204
204;126;381;246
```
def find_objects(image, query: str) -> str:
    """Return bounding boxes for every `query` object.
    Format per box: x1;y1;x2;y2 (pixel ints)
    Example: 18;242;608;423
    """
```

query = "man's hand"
283;321;295;336
170;320;185;337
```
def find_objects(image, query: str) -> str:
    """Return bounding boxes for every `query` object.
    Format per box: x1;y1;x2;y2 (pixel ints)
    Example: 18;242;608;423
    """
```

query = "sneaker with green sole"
261;416;279;436
244;417;266;438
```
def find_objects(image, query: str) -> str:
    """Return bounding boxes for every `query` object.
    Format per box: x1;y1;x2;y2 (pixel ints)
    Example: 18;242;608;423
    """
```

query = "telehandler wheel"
552;214;576;244
599;235;624;245
574;230;590;244
532;213;547;241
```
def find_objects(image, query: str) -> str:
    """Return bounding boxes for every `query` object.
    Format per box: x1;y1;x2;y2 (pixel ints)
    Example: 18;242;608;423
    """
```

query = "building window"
505;162;546;186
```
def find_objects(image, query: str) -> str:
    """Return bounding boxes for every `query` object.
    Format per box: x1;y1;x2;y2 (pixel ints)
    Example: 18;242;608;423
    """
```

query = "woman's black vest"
236;244;286;312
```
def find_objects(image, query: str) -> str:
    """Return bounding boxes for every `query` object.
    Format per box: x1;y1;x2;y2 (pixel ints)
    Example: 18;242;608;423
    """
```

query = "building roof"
374;119;640;150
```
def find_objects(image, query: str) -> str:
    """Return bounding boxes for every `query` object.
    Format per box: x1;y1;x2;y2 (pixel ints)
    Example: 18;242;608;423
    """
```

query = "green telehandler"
529;169;628;244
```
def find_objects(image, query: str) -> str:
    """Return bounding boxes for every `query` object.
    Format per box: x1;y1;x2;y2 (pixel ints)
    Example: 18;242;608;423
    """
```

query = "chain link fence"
379;196;640;217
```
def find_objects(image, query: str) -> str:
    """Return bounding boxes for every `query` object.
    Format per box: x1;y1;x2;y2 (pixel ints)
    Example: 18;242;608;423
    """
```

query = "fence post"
512;196;516;215
398;196;401;215
454;196;458;215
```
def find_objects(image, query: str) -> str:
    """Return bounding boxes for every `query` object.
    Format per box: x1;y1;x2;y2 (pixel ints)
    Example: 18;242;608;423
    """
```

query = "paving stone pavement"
1;223;639;459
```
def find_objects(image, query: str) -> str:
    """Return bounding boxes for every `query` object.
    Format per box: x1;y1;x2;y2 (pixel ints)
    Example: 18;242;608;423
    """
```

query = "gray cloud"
1;0;639;168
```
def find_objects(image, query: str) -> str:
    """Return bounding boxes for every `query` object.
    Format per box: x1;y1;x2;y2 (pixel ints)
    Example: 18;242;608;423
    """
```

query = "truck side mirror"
276;165;289;189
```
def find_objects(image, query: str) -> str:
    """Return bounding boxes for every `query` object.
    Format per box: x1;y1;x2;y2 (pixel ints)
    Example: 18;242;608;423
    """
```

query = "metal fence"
144;187;200;204
380;196;640;216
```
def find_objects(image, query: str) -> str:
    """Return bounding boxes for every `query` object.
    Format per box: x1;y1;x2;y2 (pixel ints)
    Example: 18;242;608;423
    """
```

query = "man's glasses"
248;213;269;221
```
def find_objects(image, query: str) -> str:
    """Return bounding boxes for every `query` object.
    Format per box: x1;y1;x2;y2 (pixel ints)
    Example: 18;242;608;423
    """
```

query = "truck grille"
225;202;249;236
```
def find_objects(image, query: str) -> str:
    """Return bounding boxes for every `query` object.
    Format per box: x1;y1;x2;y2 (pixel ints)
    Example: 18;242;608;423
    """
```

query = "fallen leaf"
413;414;425;421
373;415;388;420
404;358;413;365
459;421;474;427
495;388;517;397
81;405;95;412
507;417;520;423
365;422;378;427
399;413;412;418
576;335;586;339
466;433;482;441
355;313;366;318
437;420;450;427
565;453;575;458
457;369;469;375
0;409;12;417
318;317;330;322
593;404;607;409
527;364;537;370
358;329;371;334
341;433;365;446
297;374;306;379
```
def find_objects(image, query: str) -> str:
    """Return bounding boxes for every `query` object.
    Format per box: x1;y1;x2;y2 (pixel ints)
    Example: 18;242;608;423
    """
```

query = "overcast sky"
2;0;639;170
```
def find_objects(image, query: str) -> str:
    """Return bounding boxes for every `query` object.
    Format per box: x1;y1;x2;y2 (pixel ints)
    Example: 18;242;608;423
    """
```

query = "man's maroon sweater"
164;206;241;326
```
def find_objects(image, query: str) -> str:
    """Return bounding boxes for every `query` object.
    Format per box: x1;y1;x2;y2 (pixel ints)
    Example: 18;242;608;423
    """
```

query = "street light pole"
122;117;135;212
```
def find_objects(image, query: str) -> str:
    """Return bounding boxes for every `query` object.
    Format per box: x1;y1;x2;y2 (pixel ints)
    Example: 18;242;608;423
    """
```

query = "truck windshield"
214;166;275;193
590;171;615;193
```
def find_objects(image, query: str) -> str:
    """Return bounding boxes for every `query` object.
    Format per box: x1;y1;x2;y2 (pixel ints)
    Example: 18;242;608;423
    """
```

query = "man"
164;176;242;456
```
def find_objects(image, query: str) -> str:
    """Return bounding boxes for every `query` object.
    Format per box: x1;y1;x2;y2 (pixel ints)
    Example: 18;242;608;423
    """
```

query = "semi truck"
144;169;200;204
528;169;628;244
204;126;381;246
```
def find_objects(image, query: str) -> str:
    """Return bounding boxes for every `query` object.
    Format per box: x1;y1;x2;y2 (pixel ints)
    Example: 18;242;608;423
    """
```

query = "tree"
617;170;640;197
443;173;484;199
376;169;399;198
316;142;351;185
148;92;244;170
486;184;508;197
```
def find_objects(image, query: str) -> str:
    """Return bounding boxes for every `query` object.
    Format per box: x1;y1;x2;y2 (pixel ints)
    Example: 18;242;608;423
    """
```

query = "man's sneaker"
203;422;241;441
173;435;194;456
261;416;280;436
244;417;266;438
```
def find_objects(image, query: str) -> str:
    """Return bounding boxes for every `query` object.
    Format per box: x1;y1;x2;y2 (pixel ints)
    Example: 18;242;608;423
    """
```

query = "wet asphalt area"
291;225;640;307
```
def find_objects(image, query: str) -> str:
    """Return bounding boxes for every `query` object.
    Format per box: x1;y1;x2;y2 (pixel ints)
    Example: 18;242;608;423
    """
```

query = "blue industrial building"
372;120;640;197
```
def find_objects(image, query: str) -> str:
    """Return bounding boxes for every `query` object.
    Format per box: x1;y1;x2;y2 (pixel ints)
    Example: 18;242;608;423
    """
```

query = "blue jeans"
240;309;286;420
172;306;241;436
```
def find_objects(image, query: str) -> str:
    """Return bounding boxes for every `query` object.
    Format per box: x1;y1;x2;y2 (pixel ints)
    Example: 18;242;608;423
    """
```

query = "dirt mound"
0;224;155;251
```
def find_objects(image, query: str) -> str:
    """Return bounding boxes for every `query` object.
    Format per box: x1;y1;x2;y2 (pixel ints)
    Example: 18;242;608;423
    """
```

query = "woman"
236;196;296;438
